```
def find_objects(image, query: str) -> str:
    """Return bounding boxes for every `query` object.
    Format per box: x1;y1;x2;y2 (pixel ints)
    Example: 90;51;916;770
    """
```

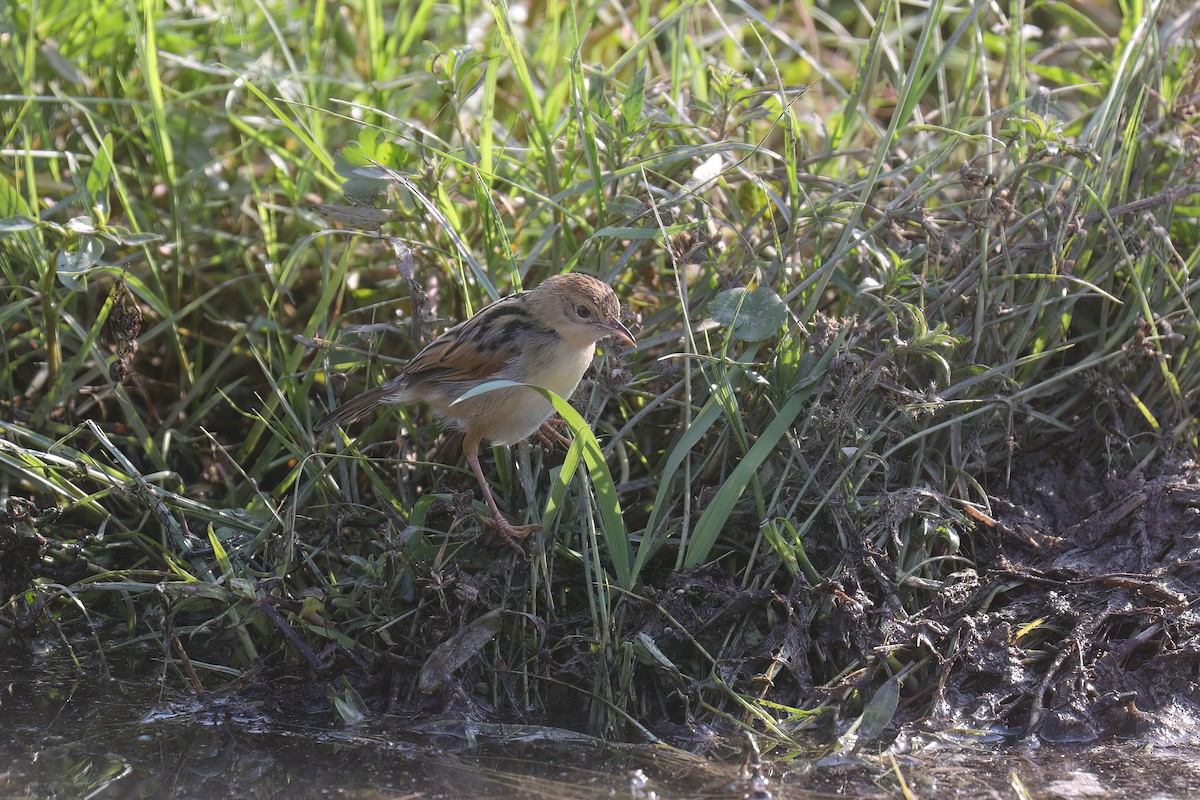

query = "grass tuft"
2;0;1199;752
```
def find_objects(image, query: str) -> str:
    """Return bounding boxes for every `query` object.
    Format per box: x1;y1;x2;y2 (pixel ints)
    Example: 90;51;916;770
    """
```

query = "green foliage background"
1;0;1198;747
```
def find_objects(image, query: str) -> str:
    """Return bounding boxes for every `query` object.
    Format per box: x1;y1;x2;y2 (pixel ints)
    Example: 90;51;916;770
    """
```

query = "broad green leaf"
119;232;165;246
0;216;37;234
328;677;370;724
856;672;902;743
709;286;787;342
65;216;98;234
621;65;646;135
0;177;31;218
55;237;104;291
593;220;705;239
418;609;504;694
87;133;114;212
208;524;233;576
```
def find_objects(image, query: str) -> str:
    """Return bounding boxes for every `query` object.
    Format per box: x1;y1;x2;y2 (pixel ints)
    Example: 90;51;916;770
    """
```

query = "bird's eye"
575;304;593;319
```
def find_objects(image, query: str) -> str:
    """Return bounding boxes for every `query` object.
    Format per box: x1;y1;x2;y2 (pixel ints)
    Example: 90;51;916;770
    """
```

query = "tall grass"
2;0;1198;749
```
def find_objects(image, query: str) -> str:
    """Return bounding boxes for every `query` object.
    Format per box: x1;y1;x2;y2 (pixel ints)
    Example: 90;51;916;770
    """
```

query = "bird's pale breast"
436;339;597;445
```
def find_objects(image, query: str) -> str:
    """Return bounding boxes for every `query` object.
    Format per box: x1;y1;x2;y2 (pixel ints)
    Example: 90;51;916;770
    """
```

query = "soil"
5;450;1200;751
927;453;1200;743
385;450;1200;749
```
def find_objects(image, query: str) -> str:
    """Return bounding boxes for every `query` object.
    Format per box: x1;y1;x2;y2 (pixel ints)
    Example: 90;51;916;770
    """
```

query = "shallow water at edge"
3;648;1199;799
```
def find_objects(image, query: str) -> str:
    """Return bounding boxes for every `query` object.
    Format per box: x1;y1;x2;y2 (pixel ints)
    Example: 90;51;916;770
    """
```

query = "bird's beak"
605;320;636;347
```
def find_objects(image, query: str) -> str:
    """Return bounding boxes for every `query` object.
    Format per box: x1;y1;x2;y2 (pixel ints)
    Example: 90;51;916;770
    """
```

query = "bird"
314;273;636;550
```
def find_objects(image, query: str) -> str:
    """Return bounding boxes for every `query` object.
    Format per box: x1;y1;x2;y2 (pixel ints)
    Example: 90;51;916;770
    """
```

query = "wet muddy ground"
4;647;1200;799
4;456;1200;797
928;454;1200;744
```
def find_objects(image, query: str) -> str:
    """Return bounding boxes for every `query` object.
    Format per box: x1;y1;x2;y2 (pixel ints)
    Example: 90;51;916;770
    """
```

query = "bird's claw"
534;417;573;451
482;514;540;556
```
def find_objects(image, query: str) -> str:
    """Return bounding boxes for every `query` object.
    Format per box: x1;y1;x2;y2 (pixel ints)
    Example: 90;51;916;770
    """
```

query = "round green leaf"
708;286;787;342
55;237;104;291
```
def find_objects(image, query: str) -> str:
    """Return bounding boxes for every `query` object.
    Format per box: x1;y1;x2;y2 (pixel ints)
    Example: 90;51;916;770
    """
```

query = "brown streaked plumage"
315;273;635;550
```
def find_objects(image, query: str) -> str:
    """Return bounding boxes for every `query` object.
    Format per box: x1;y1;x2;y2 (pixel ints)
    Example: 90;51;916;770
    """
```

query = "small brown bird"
315;273;635;548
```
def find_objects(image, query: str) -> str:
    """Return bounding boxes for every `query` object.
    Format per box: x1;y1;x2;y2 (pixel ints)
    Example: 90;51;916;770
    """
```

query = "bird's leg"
463;434;539;554
534;416;573;451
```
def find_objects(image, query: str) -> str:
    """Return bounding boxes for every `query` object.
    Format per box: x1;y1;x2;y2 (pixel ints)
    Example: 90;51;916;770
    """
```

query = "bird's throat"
532;341;597;399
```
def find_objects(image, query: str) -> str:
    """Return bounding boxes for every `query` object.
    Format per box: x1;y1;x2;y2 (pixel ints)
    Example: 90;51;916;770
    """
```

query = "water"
3;646;1198;799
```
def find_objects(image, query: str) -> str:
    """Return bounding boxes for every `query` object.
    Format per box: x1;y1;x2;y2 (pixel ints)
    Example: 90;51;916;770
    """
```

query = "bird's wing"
402;293;555;385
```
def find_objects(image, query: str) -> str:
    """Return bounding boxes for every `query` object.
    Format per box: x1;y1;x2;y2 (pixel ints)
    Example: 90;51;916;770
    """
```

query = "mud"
927;454;1200;743
5;446;1200;753
605;452;1200;748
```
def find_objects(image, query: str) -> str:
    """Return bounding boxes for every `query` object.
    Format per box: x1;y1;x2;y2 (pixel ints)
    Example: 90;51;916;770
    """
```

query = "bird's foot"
535;417;573;451
482;514;540;556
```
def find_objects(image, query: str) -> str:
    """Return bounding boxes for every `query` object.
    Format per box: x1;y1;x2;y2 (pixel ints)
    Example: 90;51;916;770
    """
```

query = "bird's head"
532;273;636;348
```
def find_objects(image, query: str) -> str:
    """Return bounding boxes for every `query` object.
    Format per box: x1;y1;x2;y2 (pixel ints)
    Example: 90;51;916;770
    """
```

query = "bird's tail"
314;381;408;434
